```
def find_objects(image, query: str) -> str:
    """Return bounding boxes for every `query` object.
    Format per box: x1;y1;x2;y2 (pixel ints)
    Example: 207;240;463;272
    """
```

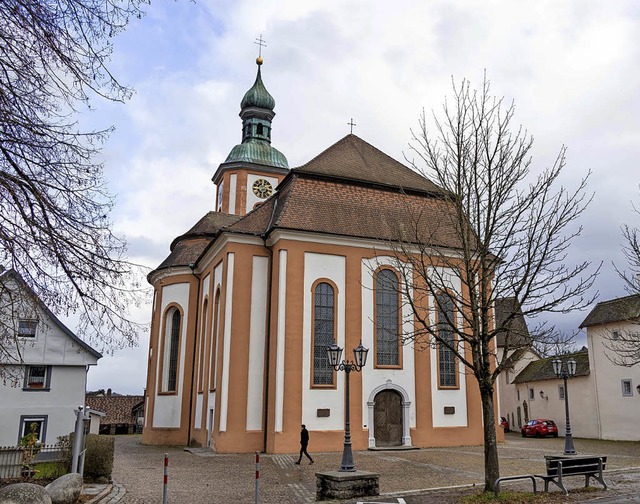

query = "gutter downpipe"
262;195;280;453
187;262;201;446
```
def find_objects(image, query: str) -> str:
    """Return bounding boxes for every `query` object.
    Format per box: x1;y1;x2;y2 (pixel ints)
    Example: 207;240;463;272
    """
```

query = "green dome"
224;139;288;168
240;67;275;110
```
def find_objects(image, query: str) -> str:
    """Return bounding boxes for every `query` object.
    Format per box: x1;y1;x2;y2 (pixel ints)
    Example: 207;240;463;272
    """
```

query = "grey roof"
579;294;640;328
512;349;589;384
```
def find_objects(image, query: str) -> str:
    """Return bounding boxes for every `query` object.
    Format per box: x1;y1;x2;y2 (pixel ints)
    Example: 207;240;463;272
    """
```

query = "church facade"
142;59;497;453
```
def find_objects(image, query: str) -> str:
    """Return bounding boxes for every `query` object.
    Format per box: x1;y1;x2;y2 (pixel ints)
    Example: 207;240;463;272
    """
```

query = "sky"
81;0;640;394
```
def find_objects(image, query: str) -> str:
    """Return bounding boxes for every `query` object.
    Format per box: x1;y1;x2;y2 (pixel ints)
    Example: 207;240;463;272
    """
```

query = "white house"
0;269;101;446
579;294;640;441
509;349;599;439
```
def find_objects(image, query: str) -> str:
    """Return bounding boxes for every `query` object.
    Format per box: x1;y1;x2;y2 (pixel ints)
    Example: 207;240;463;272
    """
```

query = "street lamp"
552;357;577;455
327;340;369;472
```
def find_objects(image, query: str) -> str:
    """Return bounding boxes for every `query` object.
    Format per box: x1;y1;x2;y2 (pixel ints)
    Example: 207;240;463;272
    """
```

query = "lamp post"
327;341;369;472
552;357;577;455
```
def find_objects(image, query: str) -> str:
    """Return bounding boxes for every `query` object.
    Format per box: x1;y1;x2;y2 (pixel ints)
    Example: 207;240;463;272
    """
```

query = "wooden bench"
535;455;608;495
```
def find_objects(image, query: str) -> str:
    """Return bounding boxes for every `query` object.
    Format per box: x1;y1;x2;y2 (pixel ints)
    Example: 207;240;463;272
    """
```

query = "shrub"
57;433;114;480
83;434;114;480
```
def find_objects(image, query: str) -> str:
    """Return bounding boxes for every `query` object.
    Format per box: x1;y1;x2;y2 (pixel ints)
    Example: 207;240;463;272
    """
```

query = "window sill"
23;388;50;392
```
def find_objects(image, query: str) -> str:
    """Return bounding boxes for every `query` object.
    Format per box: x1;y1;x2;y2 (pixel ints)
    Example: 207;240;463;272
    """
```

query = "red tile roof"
85;395;144;425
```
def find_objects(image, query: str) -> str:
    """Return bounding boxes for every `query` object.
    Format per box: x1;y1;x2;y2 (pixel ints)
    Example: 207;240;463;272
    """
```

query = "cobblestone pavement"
111;434;640;503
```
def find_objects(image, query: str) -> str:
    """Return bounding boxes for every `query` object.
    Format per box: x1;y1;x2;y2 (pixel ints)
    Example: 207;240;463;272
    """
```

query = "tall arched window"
375;269;400;367
197;298;208;392
436;292;458;388
163;308;181;393
209;289;221;391
313;281;335;386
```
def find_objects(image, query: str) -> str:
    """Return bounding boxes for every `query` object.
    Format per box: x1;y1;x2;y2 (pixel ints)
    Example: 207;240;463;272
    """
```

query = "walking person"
295;424;314;465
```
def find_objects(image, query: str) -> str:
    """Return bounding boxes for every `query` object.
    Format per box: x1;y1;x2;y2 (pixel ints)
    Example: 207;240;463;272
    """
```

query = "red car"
500;416;510;433
521;419;558;438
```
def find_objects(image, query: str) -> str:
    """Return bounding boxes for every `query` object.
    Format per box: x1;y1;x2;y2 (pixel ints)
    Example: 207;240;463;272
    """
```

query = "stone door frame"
367;380;411;448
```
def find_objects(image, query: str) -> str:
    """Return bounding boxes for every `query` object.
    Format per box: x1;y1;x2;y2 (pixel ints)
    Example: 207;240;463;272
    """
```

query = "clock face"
252;179;273;199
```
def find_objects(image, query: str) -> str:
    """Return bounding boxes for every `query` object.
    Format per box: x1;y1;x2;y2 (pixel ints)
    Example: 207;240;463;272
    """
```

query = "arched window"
375;269;400;367
313;281;335;386
209;290;221;391
436;292;458;388
257;123;264;136
197;299;208;392
163;308;181;392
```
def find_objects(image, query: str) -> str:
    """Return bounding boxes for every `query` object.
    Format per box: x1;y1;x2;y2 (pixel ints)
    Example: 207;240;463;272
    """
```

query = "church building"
142;57;494;453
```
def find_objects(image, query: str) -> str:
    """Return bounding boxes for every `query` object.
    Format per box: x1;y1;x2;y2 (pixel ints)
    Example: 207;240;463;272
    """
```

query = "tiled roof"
85;395;144;425
153;213;241;273
294;134;441;193
512;349;589;384
228;176;462;246
579;294;640;328
495;297;531;348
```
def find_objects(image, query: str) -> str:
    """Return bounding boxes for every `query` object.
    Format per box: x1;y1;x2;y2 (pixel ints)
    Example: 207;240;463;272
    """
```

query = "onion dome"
240;59;276;111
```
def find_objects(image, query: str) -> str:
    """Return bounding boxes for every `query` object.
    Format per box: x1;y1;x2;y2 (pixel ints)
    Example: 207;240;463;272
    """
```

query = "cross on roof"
348;118;357;134
254;34;267;58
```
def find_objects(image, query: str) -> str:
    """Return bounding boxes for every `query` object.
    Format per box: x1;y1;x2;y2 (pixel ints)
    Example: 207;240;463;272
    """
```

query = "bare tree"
617;194;640;294
0;0;151;362
602;202;640;366
390;77;598;491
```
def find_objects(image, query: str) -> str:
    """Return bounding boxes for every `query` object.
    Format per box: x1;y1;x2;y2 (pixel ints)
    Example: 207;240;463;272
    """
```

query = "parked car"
521;419;558;438
500;416;510;432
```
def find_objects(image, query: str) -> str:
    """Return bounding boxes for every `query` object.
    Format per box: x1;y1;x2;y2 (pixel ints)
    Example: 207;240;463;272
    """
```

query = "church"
141;57;495;453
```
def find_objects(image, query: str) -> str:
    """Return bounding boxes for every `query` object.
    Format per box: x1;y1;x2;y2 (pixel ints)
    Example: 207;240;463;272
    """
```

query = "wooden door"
374;390;402;447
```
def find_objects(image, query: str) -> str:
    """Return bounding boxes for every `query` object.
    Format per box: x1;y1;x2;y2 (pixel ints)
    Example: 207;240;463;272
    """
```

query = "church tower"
212;57;289;215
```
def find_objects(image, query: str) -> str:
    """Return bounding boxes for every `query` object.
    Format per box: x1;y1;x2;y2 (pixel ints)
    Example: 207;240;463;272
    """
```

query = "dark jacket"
300;427;309;446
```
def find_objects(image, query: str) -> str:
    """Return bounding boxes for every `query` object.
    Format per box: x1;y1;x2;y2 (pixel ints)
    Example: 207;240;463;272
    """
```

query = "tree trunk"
480;387;500;492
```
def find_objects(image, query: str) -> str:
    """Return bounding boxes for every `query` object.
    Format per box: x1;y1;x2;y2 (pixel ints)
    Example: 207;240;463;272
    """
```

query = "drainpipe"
187;262;201;446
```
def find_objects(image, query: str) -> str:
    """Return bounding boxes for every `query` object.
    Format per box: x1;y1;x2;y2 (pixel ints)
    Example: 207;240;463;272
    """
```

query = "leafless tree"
602;200;640;367
0;0;151;365
390;77;598;491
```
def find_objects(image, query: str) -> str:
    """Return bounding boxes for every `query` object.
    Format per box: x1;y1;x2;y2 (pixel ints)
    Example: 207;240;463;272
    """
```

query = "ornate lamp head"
327;343;343;367
353;341;369;369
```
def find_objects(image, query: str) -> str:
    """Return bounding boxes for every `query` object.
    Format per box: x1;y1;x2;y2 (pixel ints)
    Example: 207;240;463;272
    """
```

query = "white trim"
219;252;234;432
275;250;287;432
246;256;268;430
266;230;464;259
228;173;237;215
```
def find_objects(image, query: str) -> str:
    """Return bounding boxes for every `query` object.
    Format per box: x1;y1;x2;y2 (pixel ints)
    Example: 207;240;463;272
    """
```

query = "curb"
85;484;112;504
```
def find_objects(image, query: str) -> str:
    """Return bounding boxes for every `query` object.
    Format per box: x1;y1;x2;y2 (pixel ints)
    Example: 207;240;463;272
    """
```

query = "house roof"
0;269;102;360
495;297;531;348
512;349;590;384
579;294;640;328
151;134;465;276
85;395;144;425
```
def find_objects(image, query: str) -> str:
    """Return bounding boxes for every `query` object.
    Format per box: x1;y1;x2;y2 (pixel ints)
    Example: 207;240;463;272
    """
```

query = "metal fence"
0;444;69;479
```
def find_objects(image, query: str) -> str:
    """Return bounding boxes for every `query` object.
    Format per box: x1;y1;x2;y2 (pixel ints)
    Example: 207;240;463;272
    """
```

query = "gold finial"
254;34;267;65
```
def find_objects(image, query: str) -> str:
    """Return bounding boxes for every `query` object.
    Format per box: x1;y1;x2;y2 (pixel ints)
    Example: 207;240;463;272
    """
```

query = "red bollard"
163;453;168;504
255;451;260;504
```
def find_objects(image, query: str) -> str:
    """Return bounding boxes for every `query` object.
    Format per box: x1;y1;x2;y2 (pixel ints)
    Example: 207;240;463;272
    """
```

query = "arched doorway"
373;389;403;447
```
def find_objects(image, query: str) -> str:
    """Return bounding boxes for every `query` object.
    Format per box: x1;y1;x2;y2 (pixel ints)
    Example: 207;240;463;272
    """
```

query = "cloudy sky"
82;0;640;394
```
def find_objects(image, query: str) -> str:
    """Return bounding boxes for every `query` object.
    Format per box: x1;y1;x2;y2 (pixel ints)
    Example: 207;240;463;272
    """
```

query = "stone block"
315;470;379;501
